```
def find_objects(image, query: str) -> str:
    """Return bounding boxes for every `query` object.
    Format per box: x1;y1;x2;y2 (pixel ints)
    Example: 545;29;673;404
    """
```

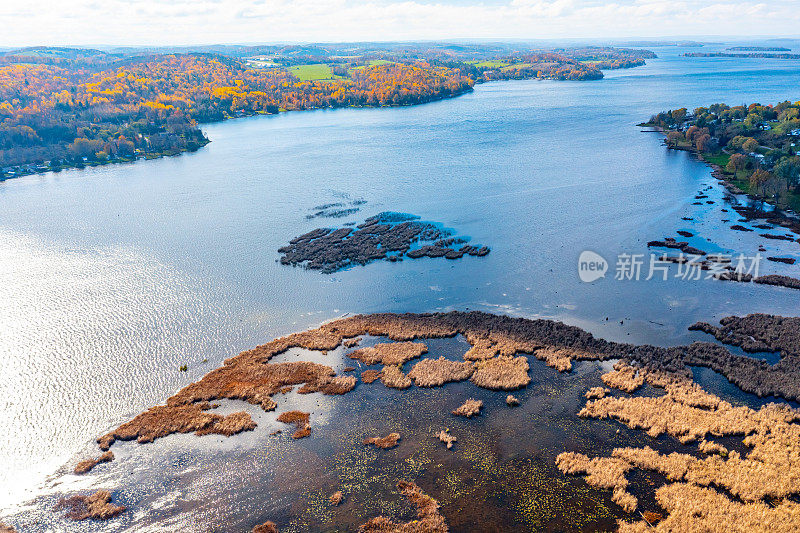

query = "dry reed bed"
67;311;800;530
452;399;483;418
363;433;401;449
559;370;800;530
407;357;474;387
617;483;800;533
601;362;645;393
0;524;14;533
74;451;114;475
55;490;126;521
361;369;382;384
276;411;311;439
91;311;800;458
347;342;428;365
359;481;448;532
380;366;412;389
585;387;608;400
97;402;256;450
252;521;279;533
471;356;530;390
437;429;457;449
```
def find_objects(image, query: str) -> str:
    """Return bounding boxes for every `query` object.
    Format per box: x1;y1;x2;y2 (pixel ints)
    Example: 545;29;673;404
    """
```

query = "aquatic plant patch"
278;212;490;273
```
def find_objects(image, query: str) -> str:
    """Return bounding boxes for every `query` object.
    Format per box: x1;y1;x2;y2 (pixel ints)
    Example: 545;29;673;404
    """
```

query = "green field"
468;60;510;68
351;60;395;71
702;152;730;168
287;63;338;81
703;151;800;211
500;62;533;71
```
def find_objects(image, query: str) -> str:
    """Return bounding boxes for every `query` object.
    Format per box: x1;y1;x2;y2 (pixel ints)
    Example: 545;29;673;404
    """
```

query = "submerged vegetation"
279;212;490;273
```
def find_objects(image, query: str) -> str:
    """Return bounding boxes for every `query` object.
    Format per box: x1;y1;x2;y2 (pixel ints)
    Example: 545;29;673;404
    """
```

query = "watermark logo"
578;250;762;282
578;250;608;282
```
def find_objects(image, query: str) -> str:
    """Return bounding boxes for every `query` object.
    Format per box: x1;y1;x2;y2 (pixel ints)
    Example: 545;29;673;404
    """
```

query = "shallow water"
3;41;800;527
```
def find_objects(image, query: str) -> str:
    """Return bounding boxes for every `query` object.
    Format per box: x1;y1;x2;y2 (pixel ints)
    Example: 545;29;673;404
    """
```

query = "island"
684;52;800;60
727;46;792;52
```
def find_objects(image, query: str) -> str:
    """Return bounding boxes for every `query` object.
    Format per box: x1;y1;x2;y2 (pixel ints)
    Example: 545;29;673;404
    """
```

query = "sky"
1;0;799;47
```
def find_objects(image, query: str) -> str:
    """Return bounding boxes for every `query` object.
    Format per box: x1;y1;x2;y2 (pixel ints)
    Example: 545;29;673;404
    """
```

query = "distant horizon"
3;0;800;48
3;36;800;51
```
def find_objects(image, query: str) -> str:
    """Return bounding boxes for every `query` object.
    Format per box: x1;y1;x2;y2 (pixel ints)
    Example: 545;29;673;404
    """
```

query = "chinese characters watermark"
578;251;761;282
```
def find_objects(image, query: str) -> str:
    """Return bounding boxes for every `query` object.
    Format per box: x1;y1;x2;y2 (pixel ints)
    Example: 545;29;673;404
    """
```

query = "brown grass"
585;387;608;399
612;487;638;513
252;521;279;533
407;357;474;387
601;361;645;393
329;491;343;506
304;375;357;395
196;411;257;436
452;399;483;418
55;490;126;521
74;451;114;475
0;523;15;533
343;337;362;348
641;511;662;525
437;429;457;449
380;365;412;389
555;452;637;513
533;347;574;372
470;356;530;390
364;433;401;449
618;483;800;533
506;394;520;406
361;369;382;383
277;411;311;439
563;374;800;527
698;439;727;455
359;481;448;532
348;342;427;365
93;311;800;461
97;403;255;450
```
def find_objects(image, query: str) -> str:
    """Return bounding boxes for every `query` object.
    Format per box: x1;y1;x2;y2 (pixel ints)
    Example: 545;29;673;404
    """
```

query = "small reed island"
59;310;800;532
278;212;489;273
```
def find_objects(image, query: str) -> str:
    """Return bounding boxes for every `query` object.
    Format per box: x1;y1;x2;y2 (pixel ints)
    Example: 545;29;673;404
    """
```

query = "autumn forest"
0;44;654;176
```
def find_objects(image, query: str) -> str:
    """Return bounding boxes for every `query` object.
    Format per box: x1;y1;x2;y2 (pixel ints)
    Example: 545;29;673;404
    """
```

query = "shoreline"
0;62;647;184
10;310;799;532
645;122;799;216
2;90;475;183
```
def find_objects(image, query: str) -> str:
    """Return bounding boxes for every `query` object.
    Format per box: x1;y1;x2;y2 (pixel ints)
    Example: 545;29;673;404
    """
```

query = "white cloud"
0;0;798;46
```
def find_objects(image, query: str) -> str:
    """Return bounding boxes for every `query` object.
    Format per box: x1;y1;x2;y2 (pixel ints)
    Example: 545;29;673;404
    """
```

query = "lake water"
2;43;800;527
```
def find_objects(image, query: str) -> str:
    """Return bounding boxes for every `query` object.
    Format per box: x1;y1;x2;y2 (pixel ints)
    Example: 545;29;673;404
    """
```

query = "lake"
2;43;800;528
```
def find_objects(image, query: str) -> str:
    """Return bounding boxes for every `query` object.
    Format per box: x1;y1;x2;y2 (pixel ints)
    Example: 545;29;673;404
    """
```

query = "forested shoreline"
0;45;653;179
646;101;800;210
